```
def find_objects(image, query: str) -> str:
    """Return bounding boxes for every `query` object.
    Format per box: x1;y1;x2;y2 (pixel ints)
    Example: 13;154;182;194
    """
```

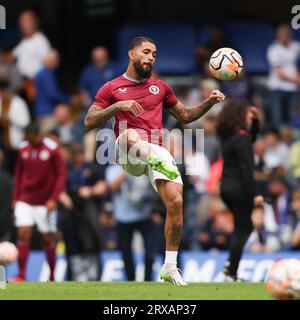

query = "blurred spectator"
53;104;84;144
205;158;223;195
245;196;280;252
267;175;292;249
202;116;220;163
184;147;210;248
290;138;300;184
11;123;66;282
280;126;294;146
98;209;118;251
196;25;231;75
58;143;107;281
253;138;270;197
0;46;23;93
196;159;224;243
263;127;290;172
106;164;156;281
267;24;300;126
13;10;51;80
79;46;117;107
0;80;30;174
198;197;233;251
172;79;224;131
35;50;69;133
291;189;300;249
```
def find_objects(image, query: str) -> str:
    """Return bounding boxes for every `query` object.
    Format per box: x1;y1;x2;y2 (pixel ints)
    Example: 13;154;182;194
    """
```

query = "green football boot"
147;155;180;180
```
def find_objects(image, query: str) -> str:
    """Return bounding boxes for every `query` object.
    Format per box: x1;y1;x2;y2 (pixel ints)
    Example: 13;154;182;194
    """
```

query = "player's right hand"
116;100;143;116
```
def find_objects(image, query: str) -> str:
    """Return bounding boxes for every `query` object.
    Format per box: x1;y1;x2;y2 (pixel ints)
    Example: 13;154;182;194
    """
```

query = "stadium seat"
293;29;300;41
115;24;196;75
195;24;212;46
223;22;275;75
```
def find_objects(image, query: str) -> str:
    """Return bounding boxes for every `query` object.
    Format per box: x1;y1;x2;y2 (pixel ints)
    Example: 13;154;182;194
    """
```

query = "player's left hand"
46;200;57;213
207;90;225;105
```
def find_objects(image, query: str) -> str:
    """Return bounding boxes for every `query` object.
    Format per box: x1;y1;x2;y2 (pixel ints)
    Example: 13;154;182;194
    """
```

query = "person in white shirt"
263;128;290;172
0;80;30;173
13;10;51;80
267;25;300;126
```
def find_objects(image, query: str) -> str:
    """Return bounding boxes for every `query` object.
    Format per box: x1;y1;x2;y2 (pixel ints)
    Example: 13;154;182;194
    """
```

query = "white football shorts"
14;201;57;233
115;137;183;192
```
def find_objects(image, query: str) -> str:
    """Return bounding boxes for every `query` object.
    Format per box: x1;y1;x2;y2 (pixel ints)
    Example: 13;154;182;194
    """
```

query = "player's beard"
133;60;152;79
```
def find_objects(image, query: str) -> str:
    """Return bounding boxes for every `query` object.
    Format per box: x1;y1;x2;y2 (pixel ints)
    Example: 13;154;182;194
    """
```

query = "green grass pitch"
0;282;274;300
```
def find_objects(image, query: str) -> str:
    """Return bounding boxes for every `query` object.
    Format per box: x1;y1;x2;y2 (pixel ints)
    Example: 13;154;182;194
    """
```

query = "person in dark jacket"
216;98;260;281
34;50;69;132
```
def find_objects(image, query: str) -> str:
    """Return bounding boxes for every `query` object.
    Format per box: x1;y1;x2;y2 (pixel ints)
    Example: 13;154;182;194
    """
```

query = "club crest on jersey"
39;150;50;161
149;85;159;94
118;88;127;93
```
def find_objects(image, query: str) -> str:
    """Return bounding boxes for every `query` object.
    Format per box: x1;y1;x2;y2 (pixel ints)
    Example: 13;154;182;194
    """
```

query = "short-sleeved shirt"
93;74;178;145
267;40;300;92
13;32;51;79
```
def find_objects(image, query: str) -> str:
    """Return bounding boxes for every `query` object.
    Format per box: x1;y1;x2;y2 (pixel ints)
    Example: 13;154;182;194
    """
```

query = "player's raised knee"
119;129;141;147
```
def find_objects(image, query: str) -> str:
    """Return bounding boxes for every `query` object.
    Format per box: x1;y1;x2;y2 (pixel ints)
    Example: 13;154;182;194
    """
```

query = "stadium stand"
224;22;275;74
115;23;196;75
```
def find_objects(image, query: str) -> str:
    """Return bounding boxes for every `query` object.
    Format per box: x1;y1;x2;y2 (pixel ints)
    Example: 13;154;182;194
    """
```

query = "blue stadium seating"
117;22;278;76
0;27;20;47
293;29;300;41
224;22;275;74
195;23;212;46
115;24;196;75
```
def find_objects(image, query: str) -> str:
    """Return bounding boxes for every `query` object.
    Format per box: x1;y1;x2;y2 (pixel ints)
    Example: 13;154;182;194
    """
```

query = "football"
0;242;18;265
266;259;300;300
209;47;243;80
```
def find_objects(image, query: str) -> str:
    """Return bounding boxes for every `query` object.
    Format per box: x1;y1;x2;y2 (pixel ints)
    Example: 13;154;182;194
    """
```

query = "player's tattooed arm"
84;101;143;129
84;104;116;129
168;90;225;124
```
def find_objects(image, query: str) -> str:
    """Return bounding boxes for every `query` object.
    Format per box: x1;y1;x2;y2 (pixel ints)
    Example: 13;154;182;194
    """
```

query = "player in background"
85;37;225;285
10;123;66;282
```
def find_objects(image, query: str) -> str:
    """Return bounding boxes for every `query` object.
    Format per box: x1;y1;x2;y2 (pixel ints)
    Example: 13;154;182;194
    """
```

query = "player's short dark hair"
128;36;156;50
25;122;40;136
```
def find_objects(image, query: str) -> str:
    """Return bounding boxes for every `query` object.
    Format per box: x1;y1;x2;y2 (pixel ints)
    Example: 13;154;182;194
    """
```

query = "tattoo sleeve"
168;100;214;124
84;104;118;129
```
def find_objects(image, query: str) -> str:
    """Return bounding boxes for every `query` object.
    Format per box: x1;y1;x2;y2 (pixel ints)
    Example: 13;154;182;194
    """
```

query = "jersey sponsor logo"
149;85;159;94
39;150;50;161
118;88;127;93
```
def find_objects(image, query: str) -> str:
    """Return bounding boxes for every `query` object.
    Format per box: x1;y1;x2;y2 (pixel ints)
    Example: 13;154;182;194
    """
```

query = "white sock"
164;251;178;266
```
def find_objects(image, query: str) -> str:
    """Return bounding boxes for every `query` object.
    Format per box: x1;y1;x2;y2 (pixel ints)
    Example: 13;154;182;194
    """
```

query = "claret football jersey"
93;73;178;145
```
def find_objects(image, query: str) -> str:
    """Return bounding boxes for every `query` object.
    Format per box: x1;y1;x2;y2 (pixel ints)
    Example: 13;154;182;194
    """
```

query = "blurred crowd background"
0;0;300;280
